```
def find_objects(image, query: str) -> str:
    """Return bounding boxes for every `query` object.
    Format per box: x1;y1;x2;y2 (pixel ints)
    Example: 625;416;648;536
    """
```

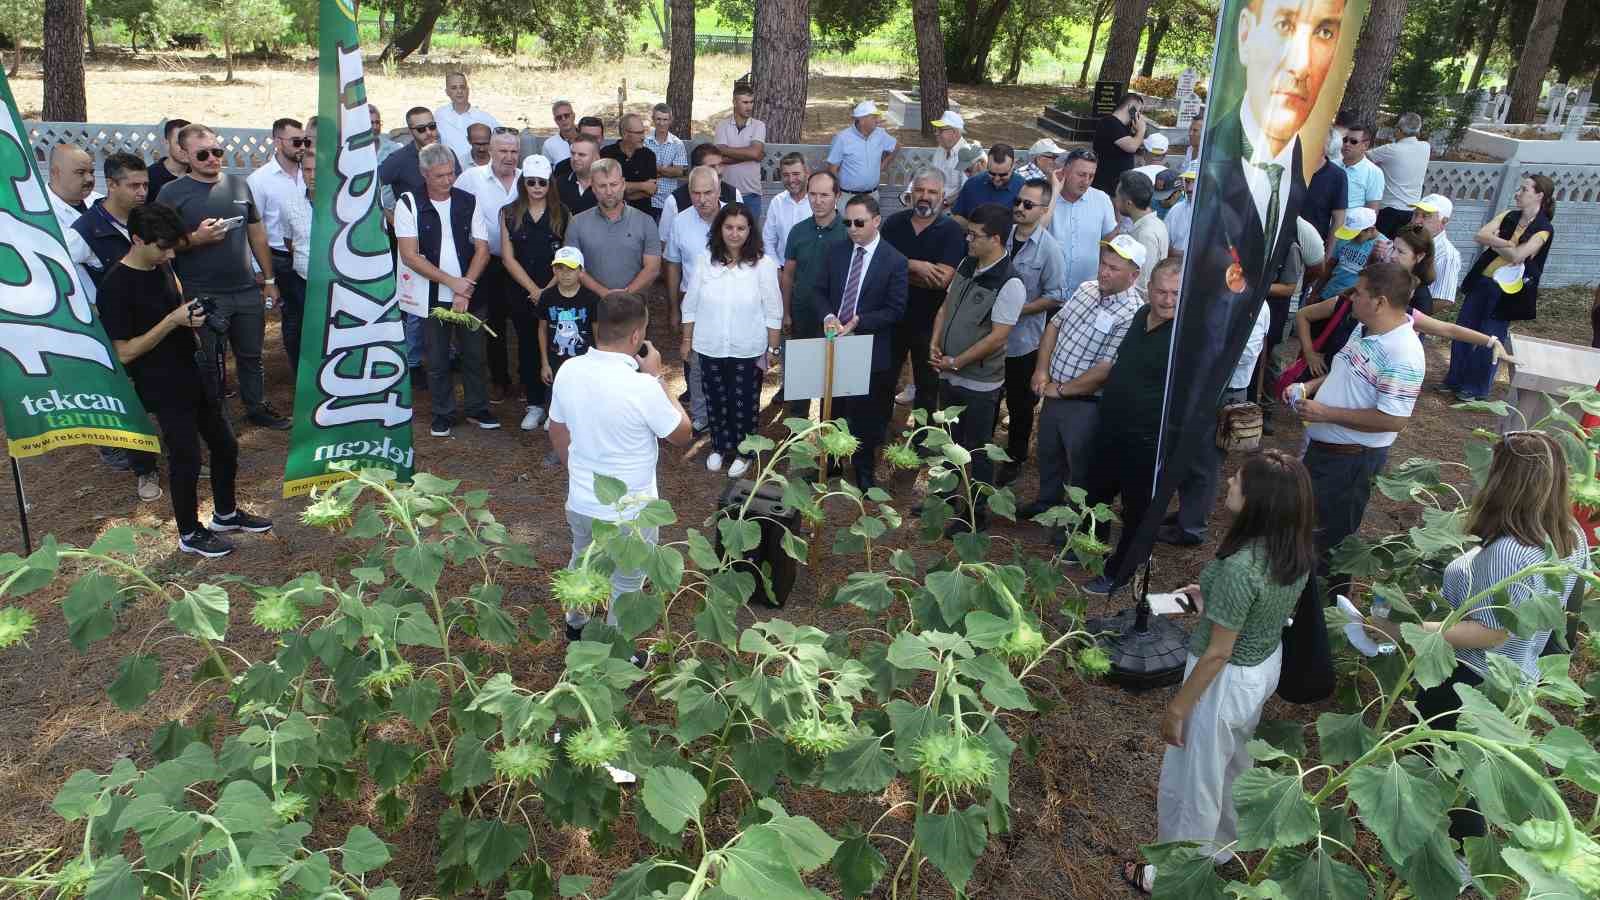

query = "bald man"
48;143;103;237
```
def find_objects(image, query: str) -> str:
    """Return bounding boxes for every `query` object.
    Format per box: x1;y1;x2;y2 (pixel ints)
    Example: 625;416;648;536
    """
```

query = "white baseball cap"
1028;138;1064;158
1143;132;1171;155
1181;159;1200;180
1102;234;1148;269
552;246;585;269
1334;206;1378;240
852;101;881;118
521;154;553;179
1412;194;1454;219
1493;263;1525;294
932;110;965;132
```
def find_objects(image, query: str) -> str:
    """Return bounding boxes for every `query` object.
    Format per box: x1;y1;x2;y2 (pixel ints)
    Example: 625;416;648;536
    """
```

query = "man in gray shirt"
996;177;1066;486
157;124;289;430
564;158;661;293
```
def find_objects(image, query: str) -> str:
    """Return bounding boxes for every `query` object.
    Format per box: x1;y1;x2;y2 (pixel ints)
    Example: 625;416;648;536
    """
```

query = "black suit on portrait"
812;238;909;485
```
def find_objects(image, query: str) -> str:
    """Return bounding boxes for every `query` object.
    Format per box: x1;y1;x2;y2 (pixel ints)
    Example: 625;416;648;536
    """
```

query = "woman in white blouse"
679;202;783;478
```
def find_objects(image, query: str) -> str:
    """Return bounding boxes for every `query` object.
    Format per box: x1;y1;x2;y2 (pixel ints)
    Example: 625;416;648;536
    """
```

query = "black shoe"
565;623;584;642
179;527;235;558
99;447;133;471
1083;574;1126;596
246;406;292;430
210;509;273;533
1156;524;1202;547
430;415;452;437
995;462;1020;487
465;411;500;430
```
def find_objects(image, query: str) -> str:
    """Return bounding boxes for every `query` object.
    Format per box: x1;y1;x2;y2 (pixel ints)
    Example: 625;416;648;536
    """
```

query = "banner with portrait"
282;0;414;497
1113;0;1369;586
0;69;160;460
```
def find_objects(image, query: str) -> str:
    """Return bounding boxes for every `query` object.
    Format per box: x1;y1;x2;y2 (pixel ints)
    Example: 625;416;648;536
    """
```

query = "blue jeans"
1303;441;1389;596
403;312;426;369
1444;278;1509;399
742;192;762;223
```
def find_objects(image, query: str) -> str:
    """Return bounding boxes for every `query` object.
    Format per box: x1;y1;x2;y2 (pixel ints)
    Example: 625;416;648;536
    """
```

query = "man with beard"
146;118;191;203
881;168;968;423
247;117;310;371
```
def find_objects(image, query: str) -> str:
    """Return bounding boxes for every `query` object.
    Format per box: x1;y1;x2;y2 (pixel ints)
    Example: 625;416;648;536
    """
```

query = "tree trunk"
948;0;1012;83
1096;0;1152;87
42;0;87;121
1078;0;1112;87
666;0;695;139
1003;29;1025;85
753;0;809;142
913;0;949;138
379;0;443;62
1341;0;1408;125
1507;0;1568;123
1138;13;1169;78
84;18;95;54
9;43;20;78
224;38;235;83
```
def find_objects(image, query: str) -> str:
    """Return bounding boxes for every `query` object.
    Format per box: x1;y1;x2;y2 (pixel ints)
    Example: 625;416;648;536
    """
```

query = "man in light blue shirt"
1046;148;1118;296
1334;120;1384;212
644;103;688;220
827;101;899;194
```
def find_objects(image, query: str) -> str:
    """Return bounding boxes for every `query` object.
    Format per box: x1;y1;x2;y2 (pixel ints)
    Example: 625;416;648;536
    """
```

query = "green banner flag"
283;0;413;497
0;70;160;459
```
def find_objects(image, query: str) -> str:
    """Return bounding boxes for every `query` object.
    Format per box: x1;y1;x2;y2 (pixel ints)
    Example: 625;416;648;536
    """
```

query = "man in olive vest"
928;203;1025;533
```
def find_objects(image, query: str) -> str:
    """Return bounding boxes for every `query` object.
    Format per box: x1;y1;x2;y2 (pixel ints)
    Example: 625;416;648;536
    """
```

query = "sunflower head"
884;444;922;470
0;606;38;649
565;723;630;769
819;427;860;460
912;731;997;796
196;869;279;900
552;567;612;617
493;742;556;782
1075;646;1113;678
358;661;415;697
782;717;853;756
996;621;1046;663
250;592;304;633
271;792;309;822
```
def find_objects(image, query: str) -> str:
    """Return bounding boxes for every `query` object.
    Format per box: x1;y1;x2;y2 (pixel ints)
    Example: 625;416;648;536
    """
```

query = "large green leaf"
1458;741;1558;829
444;739;493;794
393;543;445;593
52;770;107;822
819;734;897;793
340;825;391;875
213;780;275;835
1314;712;1377;766
913;806;987;894
1280;845;1368;900
1399;623;1456;690
85;854;141;900
108;654;162;711
616;591;665;640
955;654;1032;710
465;818;531;885
831;829;887;900
1140;842;1225;900
64;572;121;650
1345;759;1446;864
755;798;840;871
642;766;705;835
717;824;814;900
168;584;229;641
390;677;442;731
1230;767;1319;851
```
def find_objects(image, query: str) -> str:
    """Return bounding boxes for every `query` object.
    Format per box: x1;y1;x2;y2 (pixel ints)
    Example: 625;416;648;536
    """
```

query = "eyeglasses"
1065;148;1097;163
286;137;312;148
411;122;438;133
524;177;548;187
469;141;490;148
1343;136;1367;145
843;217;872;228
1012;198;1041;210
493;127;519;135
192;148;225;161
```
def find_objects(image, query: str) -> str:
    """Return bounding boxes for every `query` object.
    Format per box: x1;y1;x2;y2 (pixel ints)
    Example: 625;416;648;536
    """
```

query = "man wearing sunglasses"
378;107;461;226
994;178;1066;487
246;117;309;373
434;71;502;170
951;143;1022;228
156;124;290;431
542;100;579;166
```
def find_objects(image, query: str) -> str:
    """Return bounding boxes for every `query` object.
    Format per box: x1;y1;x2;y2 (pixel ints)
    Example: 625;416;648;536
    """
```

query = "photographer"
98;204;273;558
1092;92;1147;196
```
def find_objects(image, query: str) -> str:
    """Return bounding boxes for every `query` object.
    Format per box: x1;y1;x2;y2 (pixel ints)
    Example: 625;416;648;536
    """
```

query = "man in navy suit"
813;193;909;489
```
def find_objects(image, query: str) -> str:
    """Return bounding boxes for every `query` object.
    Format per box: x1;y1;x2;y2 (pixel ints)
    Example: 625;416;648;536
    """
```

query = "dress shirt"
1125;211;1169;291
1045;280;1143;389
1228;303;1271;390
1005;225;1068;357
681;254;784;358
664;204;724;294
644;131;687;209
283;189;313;280
839;235;881;318
761;189;811;261
1047;187;1117;296
1430;229;1462;303
826;126;898;193
461;164;520;256
931;140;975;201
1167;197;1194;255
245;156;305;251
659;186;741;249
1238;102;1295;258
1367;136;1431;210
50;187;102;303
433;104;501;170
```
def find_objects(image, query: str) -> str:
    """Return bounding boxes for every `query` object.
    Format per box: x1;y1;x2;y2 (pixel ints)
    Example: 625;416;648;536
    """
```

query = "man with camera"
98;204;273;558
156;124;291;431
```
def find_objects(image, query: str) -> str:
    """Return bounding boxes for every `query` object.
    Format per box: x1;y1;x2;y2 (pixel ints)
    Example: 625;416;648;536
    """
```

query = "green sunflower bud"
912;731;997;797
271;792;309;822
1573;475;1600;512
0;606;38;649
250;592;303;633
51;858;92;898
1067;532;1110;561
565;723;629;769
429;306;497;336
1075;646;1112;678
300;491;356;531
820;428;860;460
884;444;922;470
552;567;612;617
196;869;279;900
782;717;853;755
358;661;415;697
493;742;556;782
996;621;1046;663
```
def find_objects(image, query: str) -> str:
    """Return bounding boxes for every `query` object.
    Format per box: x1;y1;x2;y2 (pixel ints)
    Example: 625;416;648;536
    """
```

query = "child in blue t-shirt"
1319;207;1379;300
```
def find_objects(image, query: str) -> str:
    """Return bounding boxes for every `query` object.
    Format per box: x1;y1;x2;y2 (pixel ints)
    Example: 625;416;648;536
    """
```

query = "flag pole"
10;458;31;555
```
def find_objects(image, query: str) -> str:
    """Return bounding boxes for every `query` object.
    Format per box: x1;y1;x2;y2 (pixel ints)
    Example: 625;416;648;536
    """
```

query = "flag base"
1086;600;1189;690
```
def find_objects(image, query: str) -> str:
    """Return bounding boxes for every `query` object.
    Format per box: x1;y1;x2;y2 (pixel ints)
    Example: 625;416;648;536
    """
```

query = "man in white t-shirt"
434;72;501;169
1293;261;1424;576
394;142;494;438
663;166;725;433
1409;193;1461;304
550;291;692;649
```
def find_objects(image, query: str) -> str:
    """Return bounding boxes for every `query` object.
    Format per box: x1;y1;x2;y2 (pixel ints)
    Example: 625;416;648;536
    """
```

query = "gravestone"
1093;80;1125;117
1564;103;1590;141
1178;95;1204;130
1545;83;1569;127
1489;92;1511;124
1471;89;1490;123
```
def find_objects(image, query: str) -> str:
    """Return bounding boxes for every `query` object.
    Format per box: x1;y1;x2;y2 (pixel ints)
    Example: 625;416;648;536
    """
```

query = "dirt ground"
2;279;1586;897
9;51;1061;149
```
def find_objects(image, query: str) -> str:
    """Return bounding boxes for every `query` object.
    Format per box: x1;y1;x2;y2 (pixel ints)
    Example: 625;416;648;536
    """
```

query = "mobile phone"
637;340;652;359
219;215;246;232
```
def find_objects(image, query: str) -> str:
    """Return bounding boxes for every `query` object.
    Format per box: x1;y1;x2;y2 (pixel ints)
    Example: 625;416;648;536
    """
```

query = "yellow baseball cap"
1493;263;1524;294
1101;234;1148;269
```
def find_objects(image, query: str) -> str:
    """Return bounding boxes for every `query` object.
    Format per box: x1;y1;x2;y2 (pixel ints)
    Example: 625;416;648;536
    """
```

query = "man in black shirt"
146;118;191;204
552;134;601;215
880;168;966;423
599;113;658;216
97;204;273;558
1091;92;1147;196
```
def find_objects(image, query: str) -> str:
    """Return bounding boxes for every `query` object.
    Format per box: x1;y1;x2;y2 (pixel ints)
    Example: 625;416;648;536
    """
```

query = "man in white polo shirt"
549;291;692;649
434;72;501;167
1409;193;1461;304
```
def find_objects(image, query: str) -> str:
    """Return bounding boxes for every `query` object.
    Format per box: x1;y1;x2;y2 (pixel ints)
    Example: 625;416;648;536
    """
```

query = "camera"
189;296;230;335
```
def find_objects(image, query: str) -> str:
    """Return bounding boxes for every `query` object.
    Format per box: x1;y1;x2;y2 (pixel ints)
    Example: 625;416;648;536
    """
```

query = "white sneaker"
136;473;162;502
895;385;915;405
520;405;546;431
726;457;751;478
706;452;724;472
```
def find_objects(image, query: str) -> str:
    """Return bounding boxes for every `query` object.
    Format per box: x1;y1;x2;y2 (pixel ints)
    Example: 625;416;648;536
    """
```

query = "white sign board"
1178;96;1204;129
782;335;874;401
1176;69;1198;99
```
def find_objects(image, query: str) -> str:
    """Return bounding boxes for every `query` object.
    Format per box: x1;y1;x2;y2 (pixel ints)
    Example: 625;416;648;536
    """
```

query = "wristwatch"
767;346;781;355
262;277;276;285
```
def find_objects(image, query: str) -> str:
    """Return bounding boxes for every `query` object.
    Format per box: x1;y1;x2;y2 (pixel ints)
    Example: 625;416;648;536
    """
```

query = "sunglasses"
843;217;872;228
524;177;548;187
1065;148;1097;163
493;127;519;135
411;122;439;133
286;137;311;148
192;148;225;161
1343;136;1367;145
1012;198;1042;210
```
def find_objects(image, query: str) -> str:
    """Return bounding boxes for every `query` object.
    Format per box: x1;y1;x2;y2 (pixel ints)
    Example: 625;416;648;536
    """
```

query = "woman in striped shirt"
1361;430;1588;842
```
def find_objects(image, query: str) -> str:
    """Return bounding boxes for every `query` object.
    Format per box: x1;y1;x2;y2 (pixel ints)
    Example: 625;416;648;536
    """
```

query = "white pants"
1154;645;1283;869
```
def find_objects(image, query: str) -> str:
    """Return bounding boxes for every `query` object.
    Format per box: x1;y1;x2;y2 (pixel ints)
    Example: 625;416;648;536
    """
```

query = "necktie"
1256;162;1283;259
840;245;866;323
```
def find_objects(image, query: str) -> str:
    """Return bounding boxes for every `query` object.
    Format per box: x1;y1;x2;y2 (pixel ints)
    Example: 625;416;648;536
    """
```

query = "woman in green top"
1122;450;1316;895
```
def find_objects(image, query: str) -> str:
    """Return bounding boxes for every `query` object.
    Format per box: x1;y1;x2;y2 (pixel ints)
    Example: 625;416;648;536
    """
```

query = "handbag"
1216;402;1263;452
1275;573;1335;704
1271;294;1352;401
